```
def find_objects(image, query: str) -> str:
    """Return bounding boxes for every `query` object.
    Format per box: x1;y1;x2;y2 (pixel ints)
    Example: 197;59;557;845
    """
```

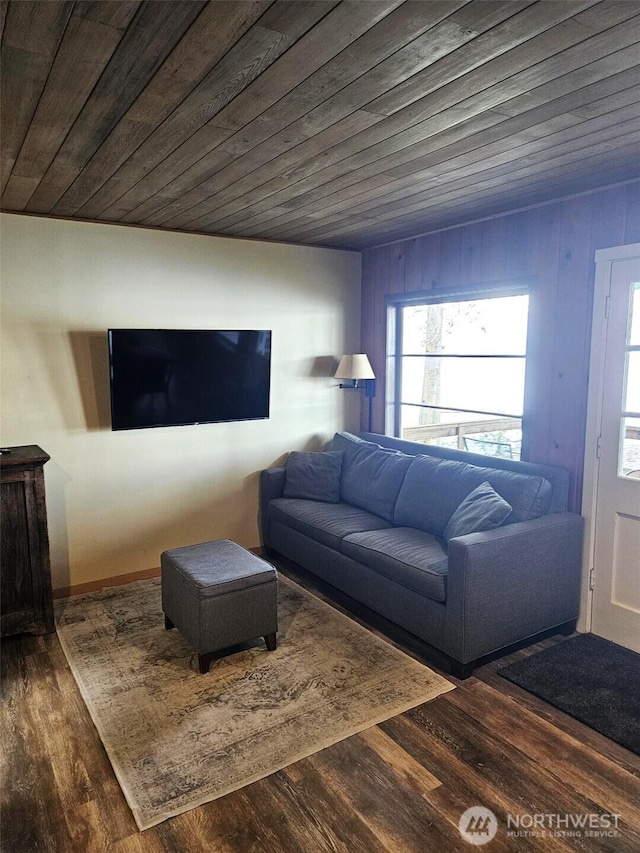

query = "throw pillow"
443;481;512;542
283;451;343;503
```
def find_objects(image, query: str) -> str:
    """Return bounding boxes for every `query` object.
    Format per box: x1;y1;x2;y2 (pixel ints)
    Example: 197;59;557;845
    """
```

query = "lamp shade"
334;354;375;380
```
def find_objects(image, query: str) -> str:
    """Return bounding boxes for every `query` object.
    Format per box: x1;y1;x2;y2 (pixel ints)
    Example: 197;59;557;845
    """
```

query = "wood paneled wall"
361;181;640;511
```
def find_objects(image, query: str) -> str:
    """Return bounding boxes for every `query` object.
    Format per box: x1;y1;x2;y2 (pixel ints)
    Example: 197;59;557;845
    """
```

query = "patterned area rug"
56;574;454;830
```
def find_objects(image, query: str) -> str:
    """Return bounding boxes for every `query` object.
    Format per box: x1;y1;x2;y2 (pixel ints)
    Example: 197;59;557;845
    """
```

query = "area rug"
55;574;454;830
498;633;640;755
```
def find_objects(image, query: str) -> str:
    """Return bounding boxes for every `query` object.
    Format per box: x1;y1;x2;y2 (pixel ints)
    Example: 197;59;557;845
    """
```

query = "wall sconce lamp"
335;353;375;388
335;354;376;431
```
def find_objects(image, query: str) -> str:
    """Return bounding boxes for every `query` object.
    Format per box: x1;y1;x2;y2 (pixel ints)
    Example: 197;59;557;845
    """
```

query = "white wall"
0;214;361;590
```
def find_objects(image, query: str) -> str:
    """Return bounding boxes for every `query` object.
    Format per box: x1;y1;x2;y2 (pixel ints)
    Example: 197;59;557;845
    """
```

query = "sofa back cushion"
443;481;512;542
332;432;412;522
394;455;552;537
283;450;343;503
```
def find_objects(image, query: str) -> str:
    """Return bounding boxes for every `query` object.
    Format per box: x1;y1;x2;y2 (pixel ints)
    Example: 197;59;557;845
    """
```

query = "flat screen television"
108;329;271;430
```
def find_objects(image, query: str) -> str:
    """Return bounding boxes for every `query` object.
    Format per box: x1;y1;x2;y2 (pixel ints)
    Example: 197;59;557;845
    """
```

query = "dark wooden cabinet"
1;445;55;636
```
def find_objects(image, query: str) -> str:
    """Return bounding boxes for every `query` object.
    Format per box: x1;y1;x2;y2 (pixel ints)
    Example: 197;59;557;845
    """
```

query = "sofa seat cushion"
394;454;552;537
342;527;449;603
269;498;392;551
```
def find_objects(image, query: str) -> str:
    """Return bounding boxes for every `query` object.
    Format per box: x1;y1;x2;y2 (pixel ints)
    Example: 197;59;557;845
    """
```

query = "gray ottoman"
161;539;278;674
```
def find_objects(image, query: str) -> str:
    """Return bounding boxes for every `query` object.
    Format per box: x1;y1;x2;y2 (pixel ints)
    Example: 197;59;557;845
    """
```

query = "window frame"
385;280;533;455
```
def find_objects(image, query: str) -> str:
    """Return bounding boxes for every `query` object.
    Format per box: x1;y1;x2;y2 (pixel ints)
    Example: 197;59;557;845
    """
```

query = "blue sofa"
260;431;584;678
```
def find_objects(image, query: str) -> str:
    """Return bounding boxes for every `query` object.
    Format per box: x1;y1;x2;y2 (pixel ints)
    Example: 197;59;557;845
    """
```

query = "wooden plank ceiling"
2;0;639;250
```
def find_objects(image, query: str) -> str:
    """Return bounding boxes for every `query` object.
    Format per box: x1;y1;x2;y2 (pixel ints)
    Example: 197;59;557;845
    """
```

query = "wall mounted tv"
108;329;271;430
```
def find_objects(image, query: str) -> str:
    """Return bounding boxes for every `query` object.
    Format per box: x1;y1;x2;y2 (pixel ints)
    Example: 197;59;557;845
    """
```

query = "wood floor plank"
3;567;639;851
418;690;640;850
1;642;73;852
379;707;578;853
234;761;393;853
358;723;442;792
447;679;640;830
308;726;464;852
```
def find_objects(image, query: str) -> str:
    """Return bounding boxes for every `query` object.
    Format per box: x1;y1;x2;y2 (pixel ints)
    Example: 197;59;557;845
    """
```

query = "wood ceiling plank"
248;108;640;242
3;3;139;211
152;17;495;230
221;25;640;239
299;141;640;248
174;6;633;236
201;0;406;133
263;123;640;246
2;0;637;248
170;5;540;231
65;0;334;218
297;16;640;193
365;0;603;116
299;121;640;244
72;0;142;28
70;24;301;212
23;0;206;213
1;174;40;210
277;76;640;229
24;1;272;216
571;0;640;31
124;1;276;126
488;44;640;118
183;108;504;232
0;0;73;197
376;61;640;184
199;110;510;234
345;172;637;251
72;0;399;221
94;0;459;226
116;109;381;226
0;1;7;41
131;3;600;231
357;160;640;250
130;1;544;231
216;49;637;240
135;19;482;228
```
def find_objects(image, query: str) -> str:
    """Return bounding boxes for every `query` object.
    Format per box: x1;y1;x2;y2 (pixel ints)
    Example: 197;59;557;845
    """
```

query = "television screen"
108;329;271;430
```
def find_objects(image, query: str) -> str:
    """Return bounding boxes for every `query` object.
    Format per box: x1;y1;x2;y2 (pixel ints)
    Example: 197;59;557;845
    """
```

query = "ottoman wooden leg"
164;614;174;630
198;653;213;674
264;633;277;651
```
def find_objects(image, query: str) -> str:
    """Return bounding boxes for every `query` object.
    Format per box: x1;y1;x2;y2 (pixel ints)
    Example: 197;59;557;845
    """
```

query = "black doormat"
497;633;640;755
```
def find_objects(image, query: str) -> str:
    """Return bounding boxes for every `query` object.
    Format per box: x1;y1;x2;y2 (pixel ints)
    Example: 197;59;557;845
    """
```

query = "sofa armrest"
445;512;584;662
259;467;286;548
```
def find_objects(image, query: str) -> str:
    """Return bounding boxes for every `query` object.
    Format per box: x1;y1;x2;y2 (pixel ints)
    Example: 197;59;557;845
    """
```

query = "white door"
583;245;640;652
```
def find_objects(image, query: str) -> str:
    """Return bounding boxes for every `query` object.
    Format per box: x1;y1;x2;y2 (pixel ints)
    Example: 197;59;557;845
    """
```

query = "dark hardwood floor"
2;563;639;852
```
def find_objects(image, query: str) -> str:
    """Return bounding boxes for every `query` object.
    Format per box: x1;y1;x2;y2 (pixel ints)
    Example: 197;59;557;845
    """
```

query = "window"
387;288;530;460
621;280;640;478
